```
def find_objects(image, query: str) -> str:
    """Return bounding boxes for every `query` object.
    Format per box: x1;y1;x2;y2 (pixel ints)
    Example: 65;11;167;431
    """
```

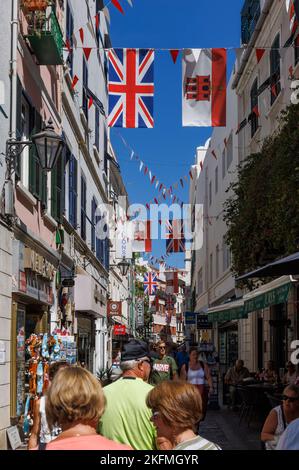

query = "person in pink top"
42;366;132;450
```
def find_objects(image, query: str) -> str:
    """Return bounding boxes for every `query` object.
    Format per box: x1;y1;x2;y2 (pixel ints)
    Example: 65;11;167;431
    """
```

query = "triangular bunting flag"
88;97;93;109
200;161;203;171
180;178;184;188
87;20;96;40
255;48;266;63
79;28;84;44
95;13;100;32
103;7;110;24
170;50;180;64
72;33;78;49
189;170;193;180
111;0;124;14
71;75;79;89
139;161;144;171
151;175;156;184
144;166;148;175
126;0;133;6
211;150;217;160
83;47;92;61
155;180;159;189
130;150;135;160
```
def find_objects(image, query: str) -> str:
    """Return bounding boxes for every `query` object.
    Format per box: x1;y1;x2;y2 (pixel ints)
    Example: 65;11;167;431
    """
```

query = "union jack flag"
143;272;158;295
166;220;185;253
108;48;154;128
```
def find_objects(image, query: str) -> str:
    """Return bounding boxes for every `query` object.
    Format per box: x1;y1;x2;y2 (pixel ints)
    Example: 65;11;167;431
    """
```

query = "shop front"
10;240;57;427
74;273;108;374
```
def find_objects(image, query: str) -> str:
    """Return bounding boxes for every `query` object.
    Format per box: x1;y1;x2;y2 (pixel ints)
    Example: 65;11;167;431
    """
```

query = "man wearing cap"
98;339;156;450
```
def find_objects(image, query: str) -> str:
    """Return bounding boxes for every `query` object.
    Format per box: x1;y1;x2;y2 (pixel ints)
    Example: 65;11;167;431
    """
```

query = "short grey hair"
284;384;299;396
120;357;149;372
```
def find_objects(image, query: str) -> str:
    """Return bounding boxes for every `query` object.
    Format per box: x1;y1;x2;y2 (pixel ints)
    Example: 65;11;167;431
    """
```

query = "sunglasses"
282;395;299;403
159;346;166;350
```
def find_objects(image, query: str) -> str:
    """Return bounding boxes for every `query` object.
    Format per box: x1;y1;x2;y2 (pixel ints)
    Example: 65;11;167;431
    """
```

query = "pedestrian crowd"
27;338;299;451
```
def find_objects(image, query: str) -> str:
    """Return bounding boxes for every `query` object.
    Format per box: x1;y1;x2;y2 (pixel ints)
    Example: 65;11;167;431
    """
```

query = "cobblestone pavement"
198;407;262;450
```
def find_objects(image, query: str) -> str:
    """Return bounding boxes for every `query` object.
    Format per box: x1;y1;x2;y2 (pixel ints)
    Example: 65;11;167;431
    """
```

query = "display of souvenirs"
23;330;77;436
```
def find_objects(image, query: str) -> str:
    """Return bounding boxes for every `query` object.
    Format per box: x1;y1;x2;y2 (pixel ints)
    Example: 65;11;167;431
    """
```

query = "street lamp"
117;257;131;277
6;118;64;173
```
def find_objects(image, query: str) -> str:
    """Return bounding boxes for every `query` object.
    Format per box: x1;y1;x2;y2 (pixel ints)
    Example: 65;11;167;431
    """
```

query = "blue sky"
108;0;245;268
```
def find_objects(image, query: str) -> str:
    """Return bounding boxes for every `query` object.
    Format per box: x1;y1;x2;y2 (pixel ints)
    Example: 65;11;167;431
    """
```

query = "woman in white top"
180;348;213;420
261;384;299;450
28;361;69;449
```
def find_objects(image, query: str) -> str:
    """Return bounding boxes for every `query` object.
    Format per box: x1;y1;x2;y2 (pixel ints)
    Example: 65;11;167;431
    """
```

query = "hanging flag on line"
166;220;185;253
144;272;158;295
108;48;154;128
165;271;179;294
182;48;227;127
131;220;152;252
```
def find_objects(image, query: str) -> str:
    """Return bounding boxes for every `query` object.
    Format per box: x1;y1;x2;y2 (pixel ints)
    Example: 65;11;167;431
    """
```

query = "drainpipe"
232;0;273;90
9;0;19;140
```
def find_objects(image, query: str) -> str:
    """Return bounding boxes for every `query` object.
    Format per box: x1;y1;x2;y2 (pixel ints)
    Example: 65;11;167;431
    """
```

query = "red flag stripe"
212;48;226;127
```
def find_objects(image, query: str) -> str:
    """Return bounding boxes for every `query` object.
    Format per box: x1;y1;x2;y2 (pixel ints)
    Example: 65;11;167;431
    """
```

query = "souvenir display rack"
23;331;77;436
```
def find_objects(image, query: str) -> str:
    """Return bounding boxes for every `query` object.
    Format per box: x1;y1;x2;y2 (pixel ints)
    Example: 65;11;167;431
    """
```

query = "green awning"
244;282;291;315
207;299;246;322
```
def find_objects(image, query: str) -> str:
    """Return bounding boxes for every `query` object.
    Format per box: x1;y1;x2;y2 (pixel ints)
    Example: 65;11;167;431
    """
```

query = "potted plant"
96;365;114;387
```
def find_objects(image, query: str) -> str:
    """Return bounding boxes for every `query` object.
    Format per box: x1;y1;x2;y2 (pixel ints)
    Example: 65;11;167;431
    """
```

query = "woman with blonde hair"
44;366;132;450
146;381;220;450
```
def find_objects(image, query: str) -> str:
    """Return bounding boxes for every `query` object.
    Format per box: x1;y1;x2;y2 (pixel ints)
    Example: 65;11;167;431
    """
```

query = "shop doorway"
77;314;95;371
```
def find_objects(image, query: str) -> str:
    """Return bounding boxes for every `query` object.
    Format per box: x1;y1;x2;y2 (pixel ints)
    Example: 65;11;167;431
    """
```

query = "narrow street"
199;408;261;450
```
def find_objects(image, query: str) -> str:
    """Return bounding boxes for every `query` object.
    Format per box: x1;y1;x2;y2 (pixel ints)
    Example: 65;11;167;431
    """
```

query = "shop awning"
207;299;246;322
237;252;299;280
243;276;292;315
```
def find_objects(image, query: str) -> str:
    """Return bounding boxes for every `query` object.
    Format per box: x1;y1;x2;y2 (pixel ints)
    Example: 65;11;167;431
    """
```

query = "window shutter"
28;106;36;195
51;160;58;220
15;77;23;179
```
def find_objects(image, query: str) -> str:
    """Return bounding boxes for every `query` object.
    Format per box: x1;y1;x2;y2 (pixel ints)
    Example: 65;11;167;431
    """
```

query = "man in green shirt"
98;339;156;450
150;340;178;385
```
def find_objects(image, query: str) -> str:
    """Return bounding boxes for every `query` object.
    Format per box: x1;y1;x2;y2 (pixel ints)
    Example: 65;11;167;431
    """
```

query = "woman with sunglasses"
261;384;299;450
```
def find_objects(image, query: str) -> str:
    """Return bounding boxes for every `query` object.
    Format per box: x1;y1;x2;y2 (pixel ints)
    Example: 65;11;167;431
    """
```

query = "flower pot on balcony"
22;0;49;11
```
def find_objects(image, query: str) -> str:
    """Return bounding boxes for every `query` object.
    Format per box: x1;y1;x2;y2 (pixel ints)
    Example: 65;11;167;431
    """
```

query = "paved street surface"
198;408;262;450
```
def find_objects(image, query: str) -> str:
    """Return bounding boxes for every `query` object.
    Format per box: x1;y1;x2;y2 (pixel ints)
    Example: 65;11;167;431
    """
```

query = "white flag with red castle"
165;271;178;295
182;48;226;127
131;220;152;253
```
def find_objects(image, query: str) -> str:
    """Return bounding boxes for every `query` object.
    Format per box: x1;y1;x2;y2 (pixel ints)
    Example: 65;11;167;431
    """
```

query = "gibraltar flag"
131;220;152;253
182;48;226;127
165;271;178;295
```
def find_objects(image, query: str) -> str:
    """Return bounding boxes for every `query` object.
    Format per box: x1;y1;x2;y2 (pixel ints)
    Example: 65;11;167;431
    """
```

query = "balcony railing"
26;10;63;65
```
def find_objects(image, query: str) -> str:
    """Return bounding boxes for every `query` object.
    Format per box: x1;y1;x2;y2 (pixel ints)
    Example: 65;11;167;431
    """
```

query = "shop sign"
6;426;22;450
19;271;54;305
116;227;132;259
136;298;144;327
197;314;213;330
244;282;291;315
184;312;196;325
23;247;55;280
108;301;122;316
113;325;126;336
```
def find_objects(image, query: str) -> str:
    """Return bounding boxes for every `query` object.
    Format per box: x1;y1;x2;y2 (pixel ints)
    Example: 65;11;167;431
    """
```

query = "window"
295;35;299;66
241;0;261;45
91;197;97;252
270;34;281;105
69;154;77;228
215;167;218;194
96;208;103;262
104;129;108;174
223;236;231;272
222;149;226;179
82;58;88;120
66;1;74;77
96;1;104;46
95;107;100;152
81;175;87;241
209;181;212;206
226;134;233;169
197;268;203;295
209;253;213;285
51;150;65;223
250;79;259;137
216;245;220;279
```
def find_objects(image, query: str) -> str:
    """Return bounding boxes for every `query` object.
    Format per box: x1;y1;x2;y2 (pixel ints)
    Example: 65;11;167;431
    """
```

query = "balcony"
241;0;261;45
26;10;63;65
